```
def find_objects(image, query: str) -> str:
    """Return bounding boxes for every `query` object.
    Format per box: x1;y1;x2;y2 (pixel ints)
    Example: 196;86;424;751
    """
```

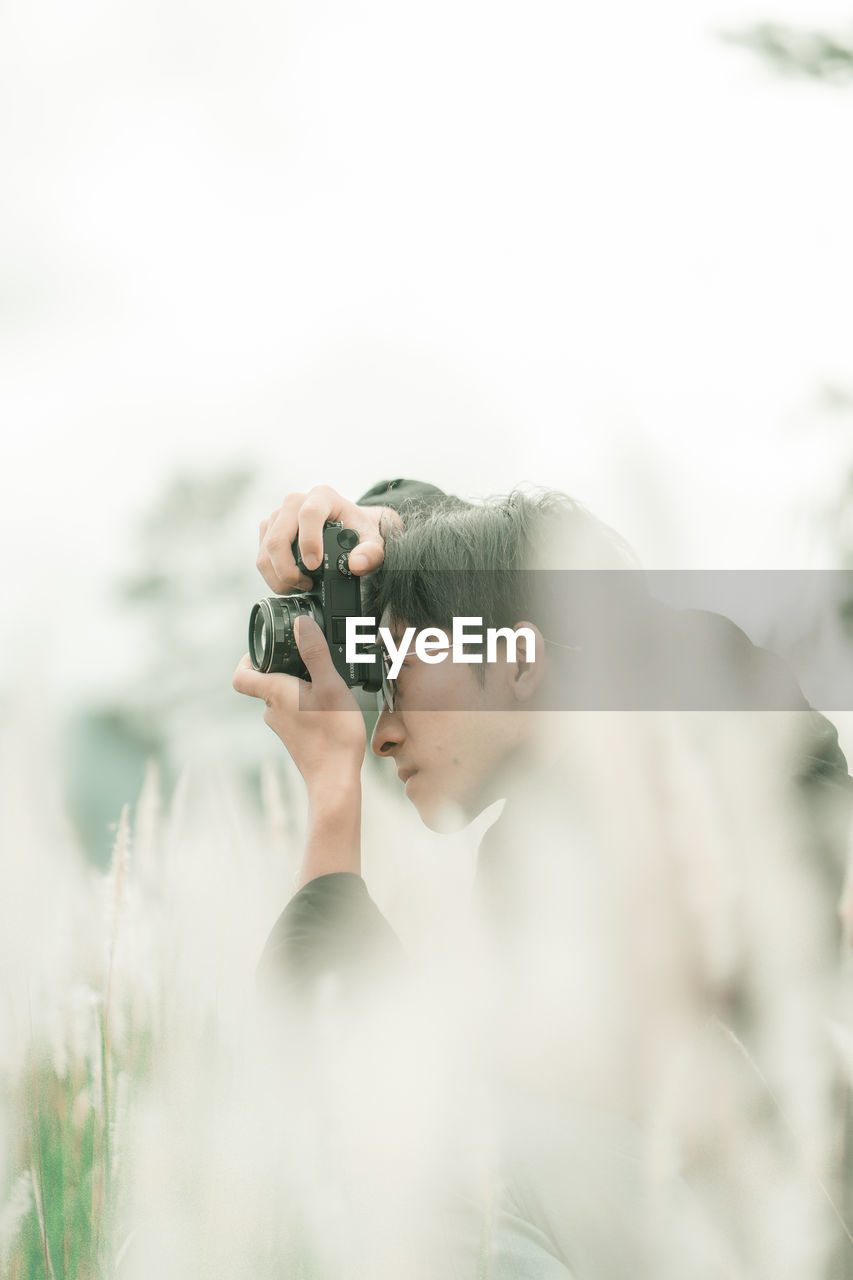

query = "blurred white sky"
2;0;853;709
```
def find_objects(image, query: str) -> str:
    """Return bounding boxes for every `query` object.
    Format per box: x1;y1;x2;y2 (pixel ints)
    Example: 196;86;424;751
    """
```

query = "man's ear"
510;621;546;704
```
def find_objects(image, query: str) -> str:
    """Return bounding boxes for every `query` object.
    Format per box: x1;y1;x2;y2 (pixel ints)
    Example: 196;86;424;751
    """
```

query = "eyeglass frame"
375;635;581;715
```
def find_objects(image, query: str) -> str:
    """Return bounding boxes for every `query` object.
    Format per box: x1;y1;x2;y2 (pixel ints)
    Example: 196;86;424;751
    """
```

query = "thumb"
347;538;385;575
294;615;338;685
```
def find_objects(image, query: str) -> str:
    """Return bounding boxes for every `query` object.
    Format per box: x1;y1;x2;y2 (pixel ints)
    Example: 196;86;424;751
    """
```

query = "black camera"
248;521;383;694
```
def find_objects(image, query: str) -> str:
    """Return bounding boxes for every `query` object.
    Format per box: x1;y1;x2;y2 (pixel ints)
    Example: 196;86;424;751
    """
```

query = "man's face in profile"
369;618;542;831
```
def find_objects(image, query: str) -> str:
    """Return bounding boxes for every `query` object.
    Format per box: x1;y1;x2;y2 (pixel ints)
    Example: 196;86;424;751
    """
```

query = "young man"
234;480;852;1278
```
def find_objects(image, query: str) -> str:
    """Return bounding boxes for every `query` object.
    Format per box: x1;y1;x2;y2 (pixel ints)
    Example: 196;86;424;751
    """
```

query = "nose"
371;705;404;758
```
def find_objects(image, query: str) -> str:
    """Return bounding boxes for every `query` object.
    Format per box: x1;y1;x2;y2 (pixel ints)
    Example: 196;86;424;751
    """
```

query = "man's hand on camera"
232;615;366;788
257;484;401;594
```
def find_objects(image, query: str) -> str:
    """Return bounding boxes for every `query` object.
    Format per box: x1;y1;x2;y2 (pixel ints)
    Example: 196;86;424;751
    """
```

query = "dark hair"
364;489;639;681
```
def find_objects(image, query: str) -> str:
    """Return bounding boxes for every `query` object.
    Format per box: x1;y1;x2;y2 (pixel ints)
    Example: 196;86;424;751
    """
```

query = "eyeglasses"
374;636;582;717
377;648;396;714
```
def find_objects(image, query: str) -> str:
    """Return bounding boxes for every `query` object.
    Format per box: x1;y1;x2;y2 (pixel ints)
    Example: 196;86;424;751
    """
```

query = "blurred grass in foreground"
2;709;853;1277
0;734;319;1279
0;712;472;1279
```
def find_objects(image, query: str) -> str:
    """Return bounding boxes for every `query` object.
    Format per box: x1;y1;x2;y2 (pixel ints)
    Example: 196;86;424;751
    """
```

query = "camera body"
248;521;381;693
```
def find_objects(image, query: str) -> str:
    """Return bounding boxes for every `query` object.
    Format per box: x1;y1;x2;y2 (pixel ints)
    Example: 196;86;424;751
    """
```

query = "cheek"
433;722;492;785
405;711;449;758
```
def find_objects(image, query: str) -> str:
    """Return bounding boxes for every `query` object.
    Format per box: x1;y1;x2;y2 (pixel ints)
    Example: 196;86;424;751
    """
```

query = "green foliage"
10;1039;147;1280
62;463;271;867
0;762;324;1279
112;462;262;758
721;21;853;84
64;711;160;872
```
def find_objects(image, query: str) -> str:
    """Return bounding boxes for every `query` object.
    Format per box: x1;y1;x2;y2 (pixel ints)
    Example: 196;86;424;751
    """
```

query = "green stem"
28;993;56;1280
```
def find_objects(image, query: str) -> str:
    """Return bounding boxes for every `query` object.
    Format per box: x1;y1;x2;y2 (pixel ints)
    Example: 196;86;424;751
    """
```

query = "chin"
408;784;474;834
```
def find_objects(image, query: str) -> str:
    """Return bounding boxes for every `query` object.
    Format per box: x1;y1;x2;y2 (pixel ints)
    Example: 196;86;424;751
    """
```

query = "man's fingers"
234;621;346;721
294;615;339;687
269;494;311;587
347;538;386;575
346;504;400;573
233;654;273;701
297;485;391;572
258;493;312;592
258;485;392;592
297;485;351;570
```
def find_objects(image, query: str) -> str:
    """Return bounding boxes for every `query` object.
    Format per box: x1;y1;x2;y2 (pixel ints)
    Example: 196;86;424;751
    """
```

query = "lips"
397;767;417;784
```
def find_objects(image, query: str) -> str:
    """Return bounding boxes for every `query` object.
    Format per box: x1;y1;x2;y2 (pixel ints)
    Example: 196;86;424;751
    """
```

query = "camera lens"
250;607;270;668
248;596;321;675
